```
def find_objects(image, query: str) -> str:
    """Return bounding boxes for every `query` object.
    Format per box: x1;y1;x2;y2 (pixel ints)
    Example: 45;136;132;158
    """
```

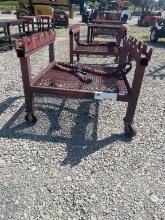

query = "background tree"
158;0;165;8
130;0;142;7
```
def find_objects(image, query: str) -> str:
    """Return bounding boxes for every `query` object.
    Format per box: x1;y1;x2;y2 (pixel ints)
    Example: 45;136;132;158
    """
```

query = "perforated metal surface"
93;30;118;35
35;69;82;89
34;65;128;95
76;45;119;54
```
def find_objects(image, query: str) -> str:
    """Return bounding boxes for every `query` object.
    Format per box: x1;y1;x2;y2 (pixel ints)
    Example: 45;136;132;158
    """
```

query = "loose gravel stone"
0;15;164;220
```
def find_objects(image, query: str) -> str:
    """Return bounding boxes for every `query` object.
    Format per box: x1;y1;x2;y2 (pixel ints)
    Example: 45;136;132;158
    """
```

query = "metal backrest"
103;12;121;21
93;19;122;25
69;24;80;34
123;36;152;66
69;24;80;49
15;30;55;57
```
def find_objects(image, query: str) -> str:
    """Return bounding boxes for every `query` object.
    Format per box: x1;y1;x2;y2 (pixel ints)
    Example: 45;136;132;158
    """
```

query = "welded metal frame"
18;16;43;34
69;24;120;63
0;19;24;50
87;23;127;44
15;30;152;137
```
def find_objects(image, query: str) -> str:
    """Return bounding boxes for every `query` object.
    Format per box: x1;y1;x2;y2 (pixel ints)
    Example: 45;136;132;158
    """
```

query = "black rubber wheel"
121;14;128;24
137;20;141;26
124;124;137;138
56;11;67;20
25;113;37;124
150;30;158;43
144;22;149;27
55;11;68;28
158;21;162;26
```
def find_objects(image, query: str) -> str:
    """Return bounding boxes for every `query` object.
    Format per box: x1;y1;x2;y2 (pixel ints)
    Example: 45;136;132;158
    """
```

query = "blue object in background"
80;0;85;14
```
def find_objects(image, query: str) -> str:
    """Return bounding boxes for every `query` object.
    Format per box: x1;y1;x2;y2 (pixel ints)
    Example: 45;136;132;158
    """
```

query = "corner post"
49;42;55;63
20;56;34;113
124;58;148;125
69;30;74;63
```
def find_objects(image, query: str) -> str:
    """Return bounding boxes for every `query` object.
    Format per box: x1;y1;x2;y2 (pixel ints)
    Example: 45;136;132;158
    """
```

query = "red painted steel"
69;24;121;63
15;30;55;56
87;23;127;44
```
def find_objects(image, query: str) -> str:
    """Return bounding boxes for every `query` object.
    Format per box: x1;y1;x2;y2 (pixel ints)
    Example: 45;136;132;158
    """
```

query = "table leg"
22;21;26;35
42;19;45;31
7;24;12;50
27;22;30;34
90;27;93;43
18;24;21;33
36;20;39;32
87;26;90;44
48;19;50;30
32;21;35;33
4;27;7;36
39;19;42;31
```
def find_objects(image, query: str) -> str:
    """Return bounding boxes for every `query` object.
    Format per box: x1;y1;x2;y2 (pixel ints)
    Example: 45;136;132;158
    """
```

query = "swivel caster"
124;123;137;138
25;113;37;124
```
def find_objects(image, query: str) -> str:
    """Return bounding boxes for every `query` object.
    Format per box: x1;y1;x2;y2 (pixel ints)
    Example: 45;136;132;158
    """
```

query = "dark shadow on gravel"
146;64;165;80
0;96;23;115
62;133;127;166
61;101;129;166
0;46;12;52
79;22;88;26
144;40;165;49
0;96;129;166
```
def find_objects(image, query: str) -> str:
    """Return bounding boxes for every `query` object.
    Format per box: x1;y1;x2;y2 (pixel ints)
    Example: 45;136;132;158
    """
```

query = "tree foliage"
130;0;142;7
158;0;165;7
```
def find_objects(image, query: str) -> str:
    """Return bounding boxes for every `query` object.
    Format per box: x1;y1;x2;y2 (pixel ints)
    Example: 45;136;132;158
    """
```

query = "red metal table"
15;31;152;137
69;24;120;63
87;23;127;44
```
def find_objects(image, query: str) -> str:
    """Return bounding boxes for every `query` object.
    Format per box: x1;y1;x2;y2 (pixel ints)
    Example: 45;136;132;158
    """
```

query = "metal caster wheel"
124;124;137;138
25;113;37;124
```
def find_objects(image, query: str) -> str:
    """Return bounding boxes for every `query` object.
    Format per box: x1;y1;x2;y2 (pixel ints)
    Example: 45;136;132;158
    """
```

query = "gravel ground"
0;15;165;220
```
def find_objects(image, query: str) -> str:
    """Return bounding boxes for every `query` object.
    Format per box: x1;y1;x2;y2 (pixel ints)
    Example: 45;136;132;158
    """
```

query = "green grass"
127;26;165;48
0;1;18;10
129;6;142;15
128;27;150;42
